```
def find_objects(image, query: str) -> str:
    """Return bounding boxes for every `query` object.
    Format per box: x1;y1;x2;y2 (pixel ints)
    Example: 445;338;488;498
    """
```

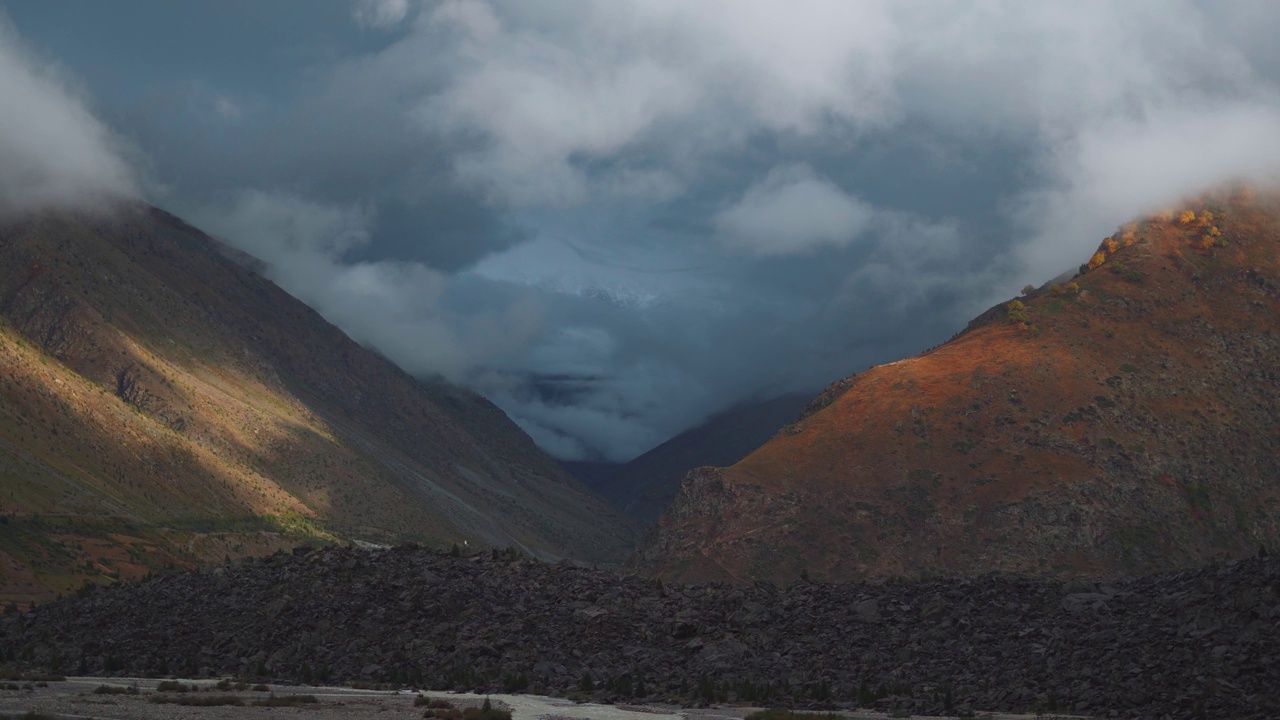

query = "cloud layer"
9;1;1280;461
0;19;134;214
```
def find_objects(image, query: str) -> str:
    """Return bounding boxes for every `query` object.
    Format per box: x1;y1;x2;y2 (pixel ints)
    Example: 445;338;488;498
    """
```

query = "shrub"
252;694;318;707
93;683;139;695
745;709;844;720
156;680;194;693
1178;210;1197;225
150;694;244;706
462;705;512;720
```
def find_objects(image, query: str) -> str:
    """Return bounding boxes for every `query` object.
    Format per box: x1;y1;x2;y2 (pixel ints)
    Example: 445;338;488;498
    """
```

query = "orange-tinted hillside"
635;186;1280;584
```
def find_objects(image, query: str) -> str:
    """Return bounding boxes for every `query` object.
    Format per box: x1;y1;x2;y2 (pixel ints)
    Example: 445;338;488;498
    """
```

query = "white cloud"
0;19;134;214
211;190;374;259
353;0;412;29
1011;101;1280;293
101;0;1280;461
417;0;900;205
193;190;543;382
716;165;874;256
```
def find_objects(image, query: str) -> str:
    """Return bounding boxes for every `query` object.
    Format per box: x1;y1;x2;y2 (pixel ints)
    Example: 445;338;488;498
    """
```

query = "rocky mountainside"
0;203;634;607
635;186;1280;584
3;545;1278;719
565;393;811;526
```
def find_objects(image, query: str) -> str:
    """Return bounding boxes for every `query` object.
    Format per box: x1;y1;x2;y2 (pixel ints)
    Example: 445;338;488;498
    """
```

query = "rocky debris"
3;546;1279;719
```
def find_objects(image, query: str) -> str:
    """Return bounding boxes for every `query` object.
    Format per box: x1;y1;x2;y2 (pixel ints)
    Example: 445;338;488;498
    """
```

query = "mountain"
634;186;1280;584
0;202;635;607
564;392;812;525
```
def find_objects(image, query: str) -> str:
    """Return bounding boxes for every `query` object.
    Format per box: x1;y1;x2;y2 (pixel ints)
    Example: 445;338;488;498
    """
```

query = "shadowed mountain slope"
565;393;812;525
0;203;634;606
635;186;1280;584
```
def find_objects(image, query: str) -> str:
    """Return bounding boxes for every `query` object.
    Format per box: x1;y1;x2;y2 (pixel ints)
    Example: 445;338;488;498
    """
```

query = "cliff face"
0;203;634;606
635;187;1280;584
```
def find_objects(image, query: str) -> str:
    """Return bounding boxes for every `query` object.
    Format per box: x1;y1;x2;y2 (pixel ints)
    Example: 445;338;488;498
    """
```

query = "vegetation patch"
93;683;140;695
150;694;244;706
252;693;319;707
745;708;844;720
155;679;197;692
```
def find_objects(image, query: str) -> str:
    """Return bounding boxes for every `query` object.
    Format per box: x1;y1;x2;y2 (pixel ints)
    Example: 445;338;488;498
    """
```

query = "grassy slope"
0;204;633;606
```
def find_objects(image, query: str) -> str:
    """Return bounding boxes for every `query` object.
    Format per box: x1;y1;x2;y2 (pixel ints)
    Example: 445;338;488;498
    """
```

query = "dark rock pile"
2;545;1278;719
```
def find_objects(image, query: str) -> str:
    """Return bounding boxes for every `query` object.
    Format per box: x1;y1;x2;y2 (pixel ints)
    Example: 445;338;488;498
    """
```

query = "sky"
2;1;1280;462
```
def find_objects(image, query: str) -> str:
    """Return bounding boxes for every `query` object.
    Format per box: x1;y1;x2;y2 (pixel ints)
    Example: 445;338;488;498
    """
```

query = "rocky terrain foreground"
2;546;1277;719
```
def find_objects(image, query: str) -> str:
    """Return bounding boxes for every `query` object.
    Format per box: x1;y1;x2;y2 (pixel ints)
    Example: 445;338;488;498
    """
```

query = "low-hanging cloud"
717;165;874;256
353;0;413;30
193;190;544;383
0;17;135;214
15;2;1280;461
1011;102;1280;290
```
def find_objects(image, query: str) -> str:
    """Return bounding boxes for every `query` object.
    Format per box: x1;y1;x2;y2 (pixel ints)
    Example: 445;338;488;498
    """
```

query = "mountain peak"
634;185;1280;584
0;202;634;607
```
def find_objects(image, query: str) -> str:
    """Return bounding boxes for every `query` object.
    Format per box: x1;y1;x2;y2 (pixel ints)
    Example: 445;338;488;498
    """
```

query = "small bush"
252;683;270;692
253;694;318;707
746;709;844;720
417;696;455;708
425;709;464;720
462;706;512;720
93;683;140;695
156;680;195;693
150;694;244;706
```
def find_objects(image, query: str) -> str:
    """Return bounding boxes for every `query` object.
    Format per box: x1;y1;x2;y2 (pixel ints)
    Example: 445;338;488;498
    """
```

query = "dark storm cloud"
7;1;1280;461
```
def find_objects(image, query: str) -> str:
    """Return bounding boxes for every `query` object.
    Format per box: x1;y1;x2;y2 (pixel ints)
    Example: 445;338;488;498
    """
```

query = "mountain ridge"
566;392;812;525
0;201;634;607
635;185;1280;584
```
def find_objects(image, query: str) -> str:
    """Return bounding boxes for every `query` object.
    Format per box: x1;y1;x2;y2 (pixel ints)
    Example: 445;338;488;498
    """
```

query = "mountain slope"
635;186;1280;584
566;393;812;525
0;203;634;606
